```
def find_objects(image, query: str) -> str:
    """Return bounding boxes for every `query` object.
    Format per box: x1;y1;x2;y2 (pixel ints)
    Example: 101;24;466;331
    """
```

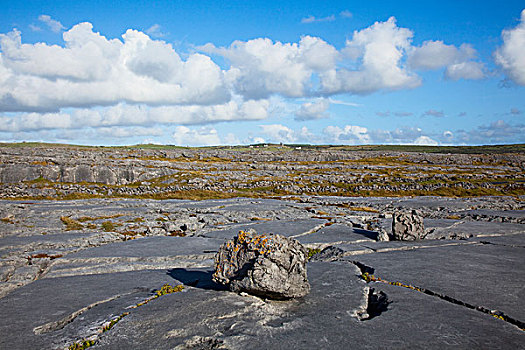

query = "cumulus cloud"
413;135;438;145
0;17;489;118
0;17;500;145
200;35;338;99
320;124;442;145
409;41;484;78
323;17;421;95
494;9;525;85
203;17;444;98
323;125;371;144
409;41;486;80
0;23;229;112
38;15;65;33
294;98;330;120
259;124;297;143
172;126;221;146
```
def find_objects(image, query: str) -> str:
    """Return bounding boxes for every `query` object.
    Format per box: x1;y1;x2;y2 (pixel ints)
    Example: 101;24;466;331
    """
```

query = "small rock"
391;209;425;241
309;246;345;262
213;229;310;299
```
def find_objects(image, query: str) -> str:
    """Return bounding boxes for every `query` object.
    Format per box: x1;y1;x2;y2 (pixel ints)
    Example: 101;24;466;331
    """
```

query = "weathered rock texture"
213;230;310;299
392;210;426;240
1;144;523;200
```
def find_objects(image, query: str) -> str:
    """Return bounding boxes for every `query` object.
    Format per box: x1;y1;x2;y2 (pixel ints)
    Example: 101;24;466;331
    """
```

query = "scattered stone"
212;229;310;299
392;209;425;240
309;245;345;262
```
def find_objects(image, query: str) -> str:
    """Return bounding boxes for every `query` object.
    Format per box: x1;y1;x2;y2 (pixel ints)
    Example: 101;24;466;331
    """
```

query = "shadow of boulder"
167;268;228;291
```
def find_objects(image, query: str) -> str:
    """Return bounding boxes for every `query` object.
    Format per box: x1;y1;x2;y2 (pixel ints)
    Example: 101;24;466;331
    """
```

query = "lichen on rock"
213;229;310;299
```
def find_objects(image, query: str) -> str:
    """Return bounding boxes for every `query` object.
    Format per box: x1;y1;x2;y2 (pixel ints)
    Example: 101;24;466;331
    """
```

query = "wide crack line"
350;261;525;332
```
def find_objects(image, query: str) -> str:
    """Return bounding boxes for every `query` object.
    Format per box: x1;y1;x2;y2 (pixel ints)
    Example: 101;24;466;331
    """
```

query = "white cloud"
322;124;441;145
445;61;485;80
0;98;270;132
0;17;489;121
0;23;230;112
409;40;485;80
201;17;436;98
249;136;266;144
200;36;338;99
494;9;525;85
442;130;454;142
223;133;240;145
294;98;329;120
97;126;164;138
323;125;371;144
172;126;221;146
413;135;438;146
38;15;65;33
0;112;72;132
145;24;167;38
301;15;336;24
322;17;421;94
409;41;463;69
259;124;297;143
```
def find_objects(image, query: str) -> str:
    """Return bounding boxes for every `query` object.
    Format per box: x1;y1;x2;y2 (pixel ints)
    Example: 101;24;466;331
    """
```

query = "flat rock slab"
0;269;181;349
354;283;524;349
45;236;221;278
348;237;525;322
201;218;327;240
67;236;223;258
475;233;525;247
0;196;524;349
94;261;366;349
425;219;525;238
296;224;376;245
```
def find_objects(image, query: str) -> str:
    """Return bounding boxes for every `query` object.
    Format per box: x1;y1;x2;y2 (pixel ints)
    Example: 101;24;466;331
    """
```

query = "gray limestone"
392;209;426;240
213;230;310;299
0;196;523;349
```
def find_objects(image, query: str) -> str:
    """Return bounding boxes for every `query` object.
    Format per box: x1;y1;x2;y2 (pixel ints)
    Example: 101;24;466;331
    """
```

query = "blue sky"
0;0;524;146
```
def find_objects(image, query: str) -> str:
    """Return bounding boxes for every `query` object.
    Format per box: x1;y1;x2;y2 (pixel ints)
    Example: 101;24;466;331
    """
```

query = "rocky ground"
0;195;523;349
0;144;524;349
0;144;524;199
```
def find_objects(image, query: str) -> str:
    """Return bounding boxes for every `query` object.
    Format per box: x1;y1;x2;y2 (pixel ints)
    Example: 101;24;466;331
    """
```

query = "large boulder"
213;230;310;299
392;209;425;240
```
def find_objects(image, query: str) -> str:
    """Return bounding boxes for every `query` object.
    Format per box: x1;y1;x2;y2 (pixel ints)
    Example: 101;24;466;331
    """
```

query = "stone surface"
392;209;426;240
0;196;524;349
350;241;525;322
213;230;310;299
